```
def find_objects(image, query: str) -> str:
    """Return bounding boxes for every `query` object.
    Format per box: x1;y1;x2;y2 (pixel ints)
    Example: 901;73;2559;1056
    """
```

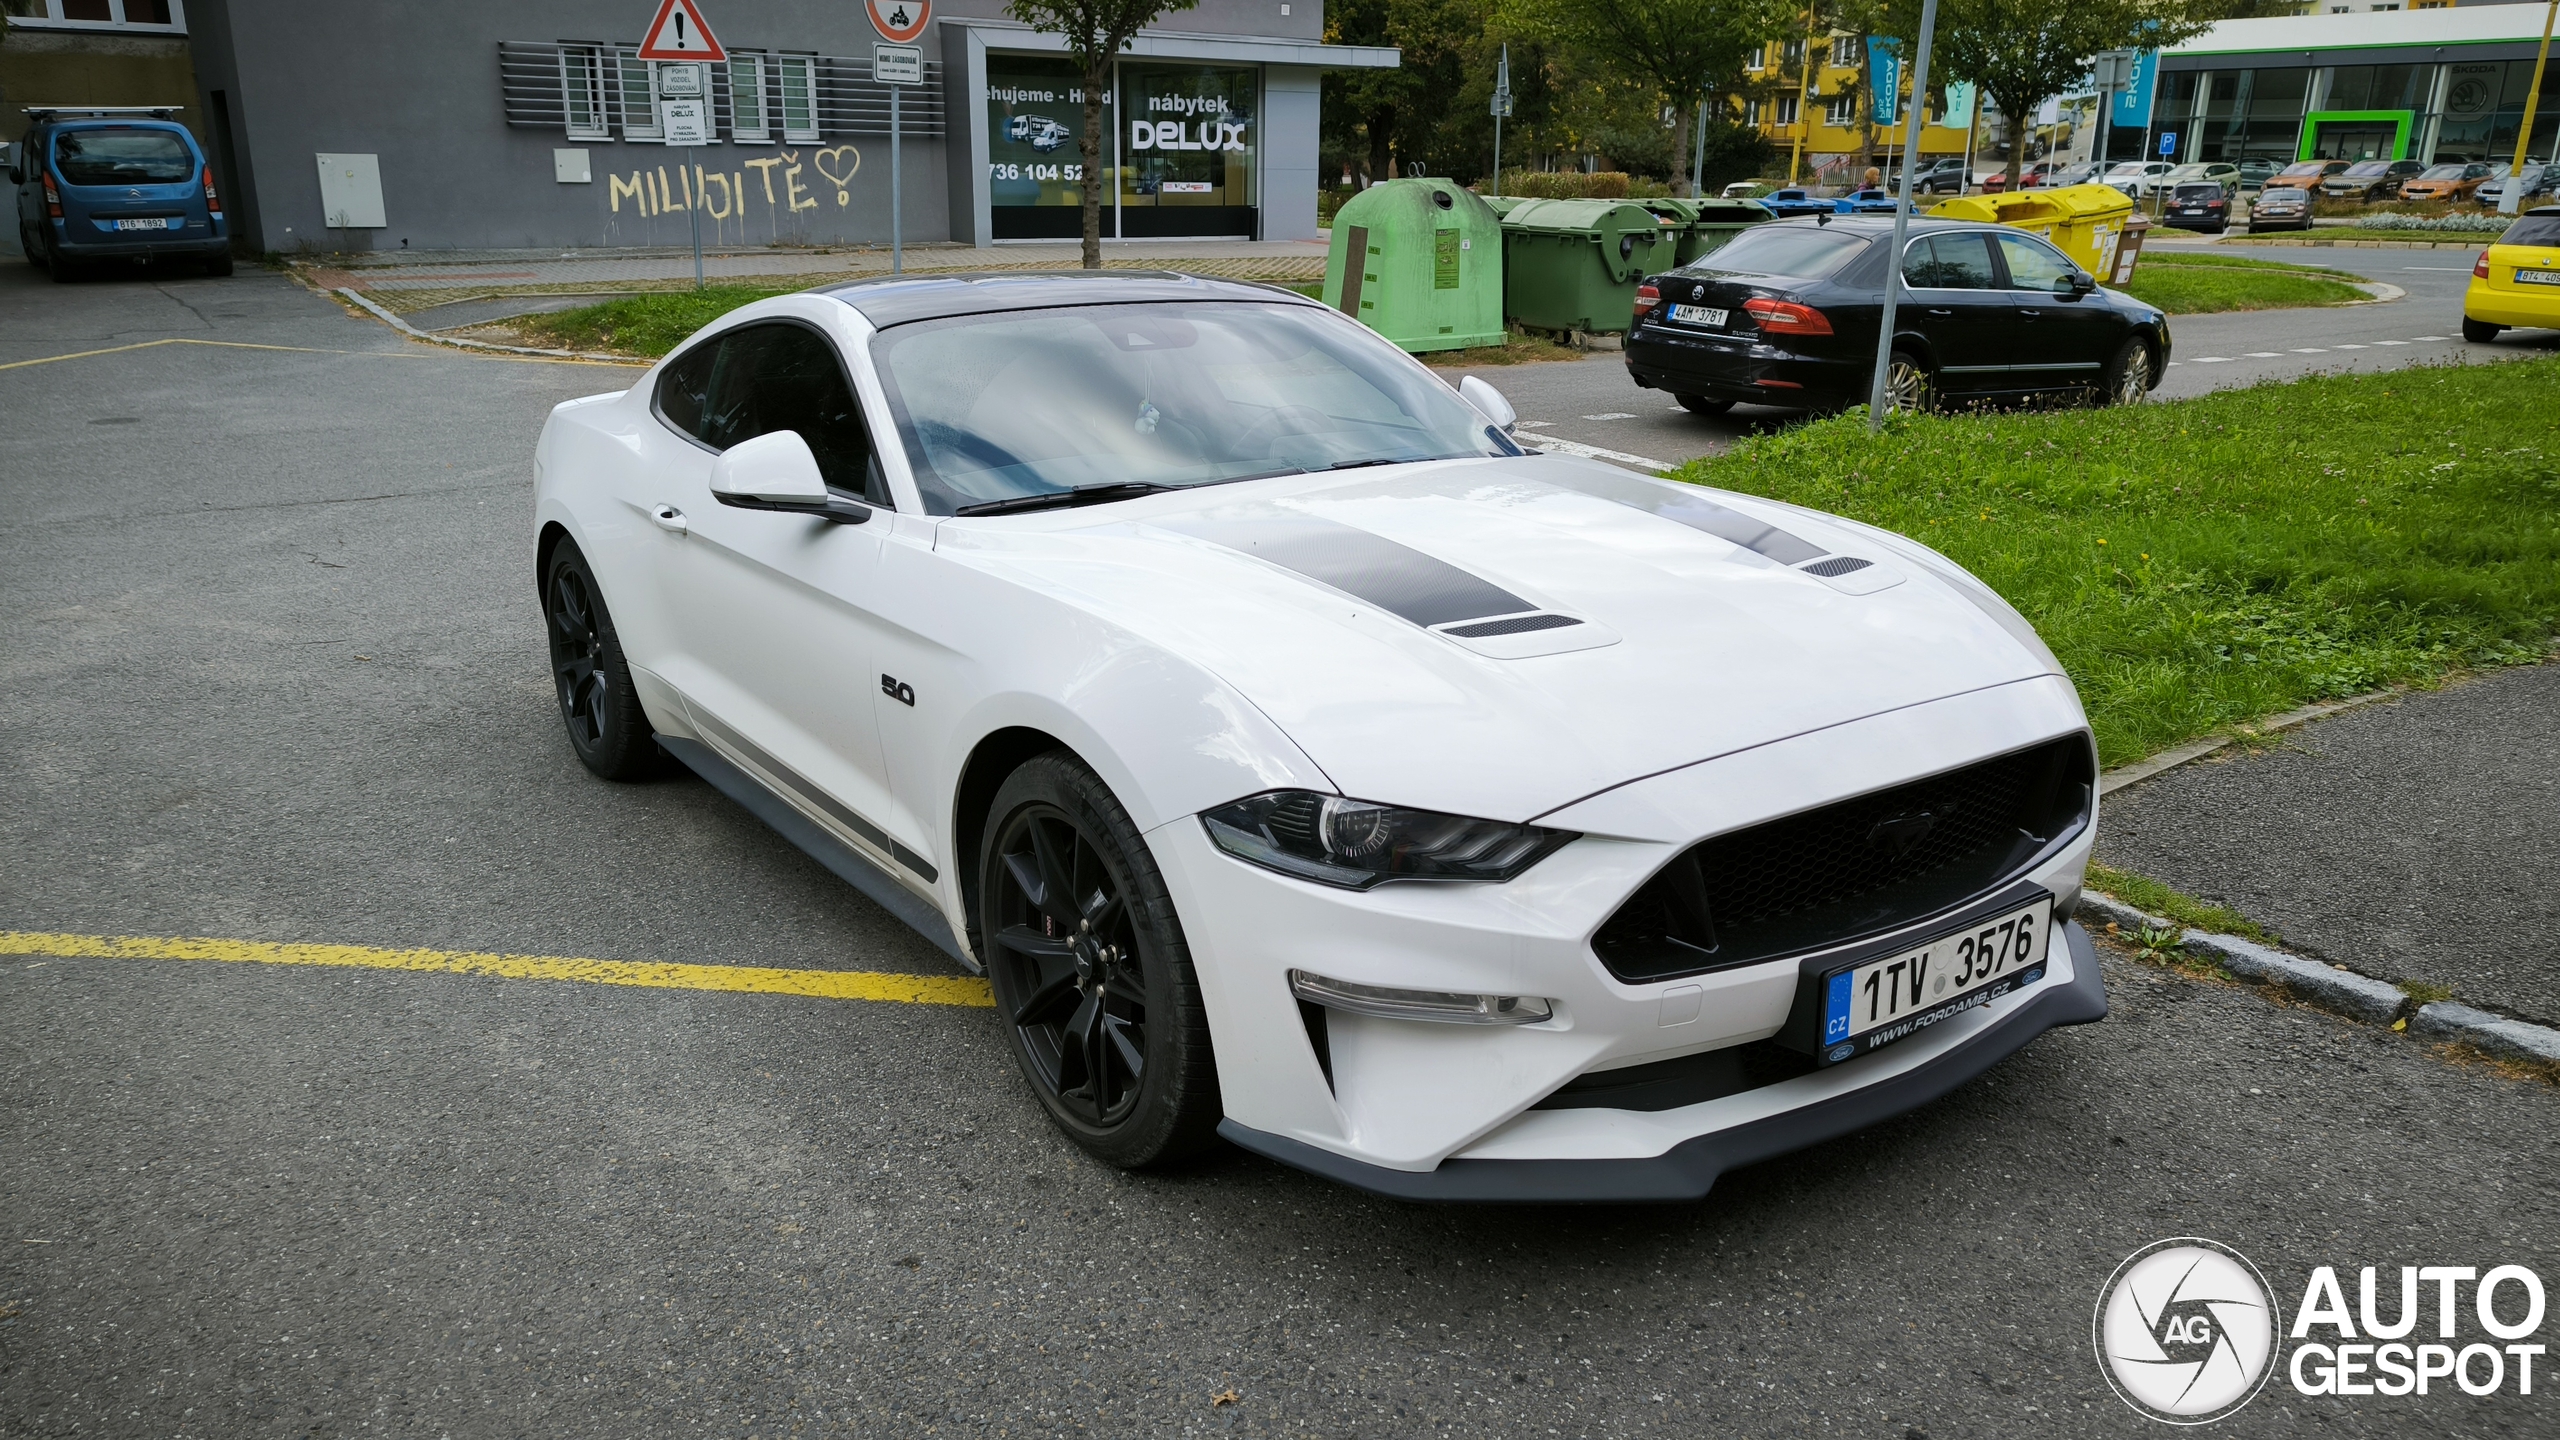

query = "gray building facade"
181;0;1392;255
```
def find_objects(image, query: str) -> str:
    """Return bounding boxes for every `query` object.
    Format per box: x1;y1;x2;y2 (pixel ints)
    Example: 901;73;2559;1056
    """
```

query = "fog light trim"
1287;969;1554;1026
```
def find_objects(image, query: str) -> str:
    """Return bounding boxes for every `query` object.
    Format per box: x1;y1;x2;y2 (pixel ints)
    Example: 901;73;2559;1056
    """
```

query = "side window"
694;322;891;506
1992;233;2075;293
656;337;722;443
1905;234;1996;289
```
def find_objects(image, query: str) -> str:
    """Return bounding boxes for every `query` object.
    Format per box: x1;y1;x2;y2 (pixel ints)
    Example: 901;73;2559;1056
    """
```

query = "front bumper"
1223;922;2105;1202
1152;673;2097;1193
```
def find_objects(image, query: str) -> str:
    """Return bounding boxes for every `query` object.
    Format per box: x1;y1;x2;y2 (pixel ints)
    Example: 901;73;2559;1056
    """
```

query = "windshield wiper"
953;481;1175;517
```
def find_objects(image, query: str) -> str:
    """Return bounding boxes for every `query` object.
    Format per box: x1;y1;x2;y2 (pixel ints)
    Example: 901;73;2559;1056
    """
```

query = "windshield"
1683;222;1870;280
2172;184;2223;199
2418;165;2468;180
868;301;1516;515
52;126;194;185
2343;162;2388;177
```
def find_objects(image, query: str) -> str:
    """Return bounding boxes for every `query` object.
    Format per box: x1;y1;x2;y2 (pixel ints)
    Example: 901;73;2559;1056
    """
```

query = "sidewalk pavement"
296;237;1332;315
2096;661;2560;1029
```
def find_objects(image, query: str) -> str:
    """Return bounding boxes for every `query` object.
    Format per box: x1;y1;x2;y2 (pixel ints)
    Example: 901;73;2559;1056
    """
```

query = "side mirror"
2059;271;2096;298
1459;374;1517;434
709;430;870;524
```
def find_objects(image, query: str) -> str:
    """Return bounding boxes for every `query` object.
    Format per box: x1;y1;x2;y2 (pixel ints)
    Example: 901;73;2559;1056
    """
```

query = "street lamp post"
1865;0;1936;432
2501;0;2558;216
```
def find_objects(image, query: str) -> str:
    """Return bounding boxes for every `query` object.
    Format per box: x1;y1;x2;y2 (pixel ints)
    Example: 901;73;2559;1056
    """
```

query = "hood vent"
1799;556;1872;577
1443;613;1583;639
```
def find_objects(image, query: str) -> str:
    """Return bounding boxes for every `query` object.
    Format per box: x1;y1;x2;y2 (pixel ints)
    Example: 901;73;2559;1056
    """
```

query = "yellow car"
2464;206;2560;343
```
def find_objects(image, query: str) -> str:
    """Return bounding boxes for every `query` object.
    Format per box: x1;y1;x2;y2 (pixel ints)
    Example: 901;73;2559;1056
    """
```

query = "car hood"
933;453;2060;824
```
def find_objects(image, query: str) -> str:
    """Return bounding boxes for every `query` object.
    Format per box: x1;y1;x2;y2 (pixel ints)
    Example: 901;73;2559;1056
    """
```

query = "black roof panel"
816;269;1325;328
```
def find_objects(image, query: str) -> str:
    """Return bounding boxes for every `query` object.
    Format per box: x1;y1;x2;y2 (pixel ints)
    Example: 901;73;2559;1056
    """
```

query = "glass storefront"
984;58;1259;239
1118;64;1258;238
2165;58;2559;167
987;57;1110;240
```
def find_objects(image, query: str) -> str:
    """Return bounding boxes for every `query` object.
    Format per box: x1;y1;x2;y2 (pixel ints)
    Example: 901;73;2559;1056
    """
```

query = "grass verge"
2134;251;2366;279
1420;329;1587;367
1670;359;2560;769
506;287;788;357
2228;228;2496;246
2116;255;2369;313
2084;861;2278;944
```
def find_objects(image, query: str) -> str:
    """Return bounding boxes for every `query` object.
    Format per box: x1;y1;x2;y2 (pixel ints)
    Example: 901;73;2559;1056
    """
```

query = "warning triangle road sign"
637;0;727;62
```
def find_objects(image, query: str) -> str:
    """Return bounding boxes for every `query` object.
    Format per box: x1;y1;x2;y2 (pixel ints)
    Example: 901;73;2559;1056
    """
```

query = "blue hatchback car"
12;108;232;280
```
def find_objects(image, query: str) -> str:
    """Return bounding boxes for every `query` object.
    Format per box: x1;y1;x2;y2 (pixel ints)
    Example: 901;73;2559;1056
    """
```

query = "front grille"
1591;735;2094;982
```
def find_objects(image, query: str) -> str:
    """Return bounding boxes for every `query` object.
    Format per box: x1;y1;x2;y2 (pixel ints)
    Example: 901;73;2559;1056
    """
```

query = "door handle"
2016;308;2042;318
1927;308;1954;317
649;504;688;535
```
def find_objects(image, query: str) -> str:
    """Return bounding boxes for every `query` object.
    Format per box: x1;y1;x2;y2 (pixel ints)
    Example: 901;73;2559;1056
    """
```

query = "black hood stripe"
1534;466;1830;567
1162;512;1533;628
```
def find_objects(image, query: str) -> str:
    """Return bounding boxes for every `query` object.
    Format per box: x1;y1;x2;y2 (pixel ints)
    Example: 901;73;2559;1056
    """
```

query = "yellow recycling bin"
1927;183;2144;283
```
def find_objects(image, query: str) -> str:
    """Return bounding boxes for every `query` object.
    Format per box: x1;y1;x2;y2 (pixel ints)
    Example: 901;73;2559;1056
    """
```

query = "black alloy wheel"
980;753;1218;1168
541;542;660;780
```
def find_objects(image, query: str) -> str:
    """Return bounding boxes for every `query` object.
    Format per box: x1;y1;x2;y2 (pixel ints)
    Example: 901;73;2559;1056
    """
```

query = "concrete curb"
2347;281;2406;304
2410;1003;2560;1068
2077;890;2560;1071
333;287;644;365
2097;686;2400;797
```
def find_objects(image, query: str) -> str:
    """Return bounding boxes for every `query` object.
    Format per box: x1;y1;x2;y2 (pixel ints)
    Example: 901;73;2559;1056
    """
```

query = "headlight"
1200;790;1576;889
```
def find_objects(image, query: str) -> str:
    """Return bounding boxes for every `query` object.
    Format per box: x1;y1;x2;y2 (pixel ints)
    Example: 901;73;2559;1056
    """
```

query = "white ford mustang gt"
532;271;2107;1202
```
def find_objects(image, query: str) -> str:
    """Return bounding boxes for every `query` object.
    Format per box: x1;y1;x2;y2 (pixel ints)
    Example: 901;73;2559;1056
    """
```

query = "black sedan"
2163;182;2235;234
1623;217;2171;415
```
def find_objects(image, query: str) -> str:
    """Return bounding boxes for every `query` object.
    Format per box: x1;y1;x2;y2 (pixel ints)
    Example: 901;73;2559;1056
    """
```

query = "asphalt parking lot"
5;266;2557;1438
1456;245;2557;471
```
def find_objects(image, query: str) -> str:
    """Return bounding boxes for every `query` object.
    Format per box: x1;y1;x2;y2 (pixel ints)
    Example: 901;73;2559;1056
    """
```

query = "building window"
776;54;819;142
1779;95;1800;125
1746;99;1763;125
1746;46;1765;71
1830;36;1855;69
615;52;663;140
6;0;185;28
560;45;611;140
728;53;768;141
1783;38;1805;67
1826;93;1856;126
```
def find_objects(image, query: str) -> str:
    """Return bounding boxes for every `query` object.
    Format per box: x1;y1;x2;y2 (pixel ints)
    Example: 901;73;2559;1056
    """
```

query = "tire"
19;226;45;270
541;541;662;781
2462;317;2502;344
979;751;1220;1170
203;250;235;277
2101;336;2154;407
1675;393;1734;416
1882;350;1932;415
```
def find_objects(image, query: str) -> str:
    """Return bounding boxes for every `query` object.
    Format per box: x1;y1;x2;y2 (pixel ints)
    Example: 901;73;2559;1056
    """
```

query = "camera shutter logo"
2094;1238;2282;1424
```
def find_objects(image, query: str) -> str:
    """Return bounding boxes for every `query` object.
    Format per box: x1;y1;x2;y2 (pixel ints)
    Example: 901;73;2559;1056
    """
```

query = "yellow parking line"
0;930;994;1007
0;337;422;373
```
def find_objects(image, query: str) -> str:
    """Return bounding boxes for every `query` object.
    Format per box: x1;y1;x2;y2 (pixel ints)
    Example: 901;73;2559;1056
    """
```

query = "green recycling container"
1638;196;1775;266
1479;194;1533;220
1321;178;1504;353
1498;198;1675;335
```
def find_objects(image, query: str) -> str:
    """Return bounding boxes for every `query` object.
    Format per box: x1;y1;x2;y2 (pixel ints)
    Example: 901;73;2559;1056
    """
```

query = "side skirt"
657;735;976;969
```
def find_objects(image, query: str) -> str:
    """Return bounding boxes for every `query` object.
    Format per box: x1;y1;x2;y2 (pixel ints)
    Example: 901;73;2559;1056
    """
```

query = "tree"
1881;0;2218;188
1005;0;1201;267
1502;0;1787;195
